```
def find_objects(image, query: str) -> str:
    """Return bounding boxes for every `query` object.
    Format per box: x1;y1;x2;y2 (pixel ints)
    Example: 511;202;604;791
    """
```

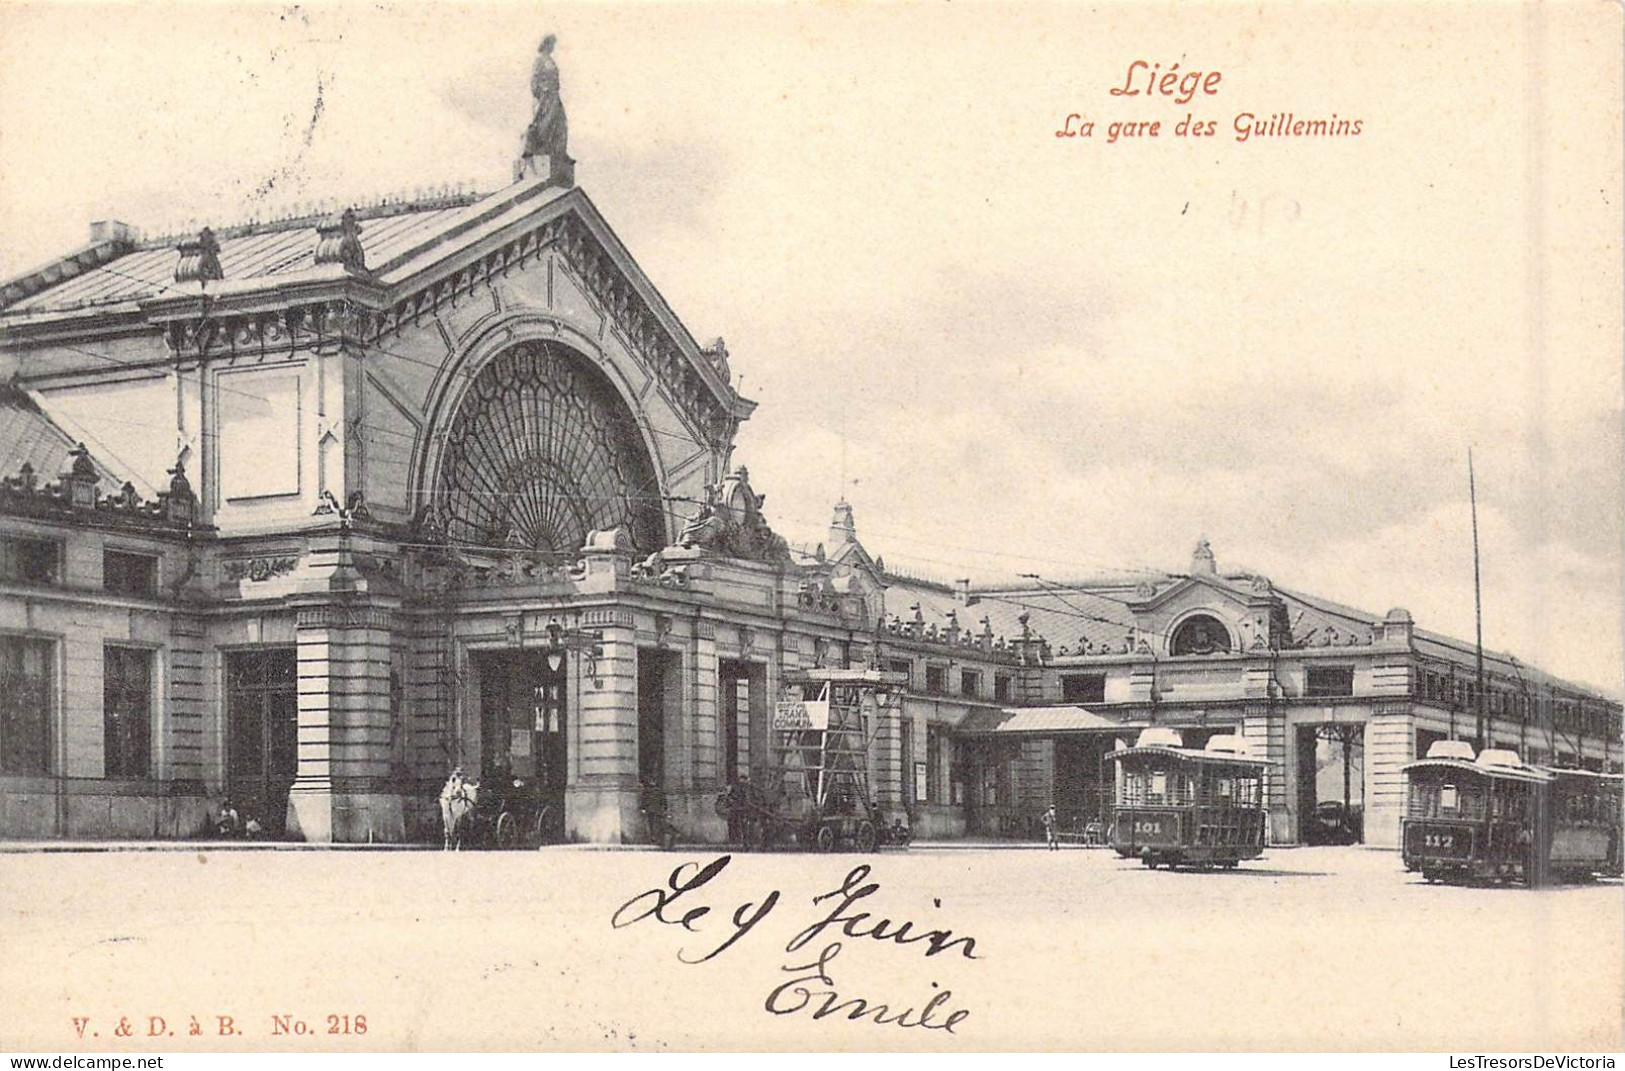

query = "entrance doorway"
718;659;765;784
225;648;298;837
1053;735;1114;832
637;650;680;793
476;649;568;814
1295;723;1366;845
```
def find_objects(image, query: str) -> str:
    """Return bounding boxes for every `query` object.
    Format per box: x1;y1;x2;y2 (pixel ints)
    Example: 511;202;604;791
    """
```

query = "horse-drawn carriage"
440;769;562;850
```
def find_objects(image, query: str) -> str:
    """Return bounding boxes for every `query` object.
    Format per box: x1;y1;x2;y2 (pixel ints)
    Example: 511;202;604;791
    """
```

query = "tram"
1107;727;1273;869
1400;740;1623;885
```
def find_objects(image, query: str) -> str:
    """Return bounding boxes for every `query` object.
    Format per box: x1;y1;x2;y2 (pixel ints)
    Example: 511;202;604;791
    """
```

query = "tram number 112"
1423;832;1455;850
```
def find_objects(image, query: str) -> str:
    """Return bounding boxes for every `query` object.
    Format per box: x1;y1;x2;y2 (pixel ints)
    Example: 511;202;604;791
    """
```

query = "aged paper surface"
0;0;1621;1054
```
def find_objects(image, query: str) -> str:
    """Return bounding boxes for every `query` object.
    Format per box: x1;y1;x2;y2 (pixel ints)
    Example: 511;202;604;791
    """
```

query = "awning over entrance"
959;705;1147;736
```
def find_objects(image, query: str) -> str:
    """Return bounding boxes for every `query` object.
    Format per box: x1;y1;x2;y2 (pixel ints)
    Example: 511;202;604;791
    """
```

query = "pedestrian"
1043;805;1059;851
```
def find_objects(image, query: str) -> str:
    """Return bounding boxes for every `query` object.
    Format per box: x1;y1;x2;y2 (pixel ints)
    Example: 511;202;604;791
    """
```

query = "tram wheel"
854;821;877;853
815;824;837;853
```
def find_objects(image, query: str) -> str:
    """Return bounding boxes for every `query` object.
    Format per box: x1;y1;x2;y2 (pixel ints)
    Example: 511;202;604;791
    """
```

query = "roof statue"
518;33;575;187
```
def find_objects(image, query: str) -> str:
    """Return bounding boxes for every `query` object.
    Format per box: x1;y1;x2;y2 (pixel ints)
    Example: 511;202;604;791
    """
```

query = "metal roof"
959;704;1144;734
0;384;128;488
5;200;483;314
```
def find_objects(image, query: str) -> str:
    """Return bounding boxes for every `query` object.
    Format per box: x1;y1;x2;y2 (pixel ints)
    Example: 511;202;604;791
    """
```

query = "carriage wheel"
855;821;878;853
815;824;837;853
495;812;518;850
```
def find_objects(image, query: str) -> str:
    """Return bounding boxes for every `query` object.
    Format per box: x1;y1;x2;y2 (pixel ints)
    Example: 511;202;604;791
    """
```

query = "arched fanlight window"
1169;614;1232;656
432;341;665;556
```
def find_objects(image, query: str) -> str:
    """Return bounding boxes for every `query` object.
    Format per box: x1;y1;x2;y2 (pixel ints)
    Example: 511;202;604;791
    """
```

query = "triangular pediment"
1129;573;1271;613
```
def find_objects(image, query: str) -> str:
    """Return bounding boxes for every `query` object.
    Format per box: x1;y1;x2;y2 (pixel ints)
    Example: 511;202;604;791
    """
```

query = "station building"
1;63;1619;849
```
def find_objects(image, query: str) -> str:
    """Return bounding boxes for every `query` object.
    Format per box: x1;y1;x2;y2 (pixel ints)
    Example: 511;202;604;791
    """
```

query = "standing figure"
518;33;573;183
1043;805;1059;851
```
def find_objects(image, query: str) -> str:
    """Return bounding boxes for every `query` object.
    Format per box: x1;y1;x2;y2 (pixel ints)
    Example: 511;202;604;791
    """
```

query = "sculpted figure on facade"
518;34;573;183
674;466;790;563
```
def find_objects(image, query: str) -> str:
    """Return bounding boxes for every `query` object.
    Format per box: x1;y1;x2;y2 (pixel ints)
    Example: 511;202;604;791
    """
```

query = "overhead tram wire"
23;307;1167;598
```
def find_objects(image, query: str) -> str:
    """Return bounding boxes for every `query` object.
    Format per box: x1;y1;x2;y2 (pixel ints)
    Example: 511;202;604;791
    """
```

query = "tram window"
1440;784;1458;811
1150;771;1167;802
1217;777;1232;798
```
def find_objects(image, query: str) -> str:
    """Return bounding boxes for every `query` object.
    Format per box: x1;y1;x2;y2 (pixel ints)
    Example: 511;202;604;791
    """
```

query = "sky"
0;2;1620;693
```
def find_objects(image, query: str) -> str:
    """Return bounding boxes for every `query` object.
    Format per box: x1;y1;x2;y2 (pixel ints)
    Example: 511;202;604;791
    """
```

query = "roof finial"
1191;536;1216;576
175;227;223;284
516;33;575;187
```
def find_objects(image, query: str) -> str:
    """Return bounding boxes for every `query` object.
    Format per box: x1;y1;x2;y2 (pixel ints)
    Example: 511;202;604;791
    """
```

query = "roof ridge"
138;185;491;249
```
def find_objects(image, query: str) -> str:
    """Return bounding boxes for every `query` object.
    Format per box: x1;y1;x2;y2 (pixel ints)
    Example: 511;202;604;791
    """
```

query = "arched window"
1169;614;1232;656
430;340;665;556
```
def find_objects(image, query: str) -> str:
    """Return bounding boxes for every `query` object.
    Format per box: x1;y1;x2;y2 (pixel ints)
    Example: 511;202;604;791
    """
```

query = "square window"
1061;673;1105;704
925;666;947;695
886;659;913;689
1306;666;1355;698
104;549;158;598
994;675;1012;702
0;536;59;586
960;670;980;698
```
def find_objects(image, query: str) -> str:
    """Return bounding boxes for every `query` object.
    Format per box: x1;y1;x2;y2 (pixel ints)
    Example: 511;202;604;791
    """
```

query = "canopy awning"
959;705;1147;736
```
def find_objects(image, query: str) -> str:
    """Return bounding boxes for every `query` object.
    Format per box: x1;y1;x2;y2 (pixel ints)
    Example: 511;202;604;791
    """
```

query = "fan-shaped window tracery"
431;341;664;557
1169;614;1232;656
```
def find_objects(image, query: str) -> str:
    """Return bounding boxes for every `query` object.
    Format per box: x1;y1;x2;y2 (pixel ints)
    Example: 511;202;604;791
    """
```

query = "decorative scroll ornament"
314;209;366;273
175;228;223;283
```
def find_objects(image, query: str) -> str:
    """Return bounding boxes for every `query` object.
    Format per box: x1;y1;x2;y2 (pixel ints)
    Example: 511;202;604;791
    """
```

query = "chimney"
89;220;136;245
955;578;975;605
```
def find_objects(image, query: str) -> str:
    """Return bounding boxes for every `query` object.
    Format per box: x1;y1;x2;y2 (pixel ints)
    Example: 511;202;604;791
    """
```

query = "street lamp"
546;620;566;673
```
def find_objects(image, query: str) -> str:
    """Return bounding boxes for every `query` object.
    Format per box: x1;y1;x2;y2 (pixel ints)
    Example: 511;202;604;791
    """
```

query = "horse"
441;780;479;851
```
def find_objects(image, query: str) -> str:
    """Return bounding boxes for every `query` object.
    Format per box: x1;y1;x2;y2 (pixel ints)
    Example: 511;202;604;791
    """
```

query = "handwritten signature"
612;855;974;1033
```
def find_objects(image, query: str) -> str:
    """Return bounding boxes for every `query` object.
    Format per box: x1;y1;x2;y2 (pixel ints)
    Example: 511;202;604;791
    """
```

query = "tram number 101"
1133;819;1167;837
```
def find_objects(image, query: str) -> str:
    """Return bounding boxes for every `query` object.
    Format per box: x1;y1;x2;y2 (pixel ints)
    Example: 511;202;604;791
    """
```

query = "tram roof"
1539;766;1625;783
1399;757;1553;784
1105;744;1273;768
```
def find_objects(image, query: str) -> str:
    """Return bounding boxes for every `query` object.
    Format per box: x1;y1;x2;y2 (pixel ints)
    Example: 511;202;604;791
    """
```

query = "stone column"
289;603;400;843
1364;700;1413;849
1242;701;1290;843
684;621;724;842
568;612;639;843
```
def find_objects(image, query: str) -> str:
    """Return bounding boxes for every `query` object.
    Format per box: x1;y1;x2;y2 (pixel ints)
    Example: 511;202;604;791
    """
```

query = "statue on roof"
518;34;574;186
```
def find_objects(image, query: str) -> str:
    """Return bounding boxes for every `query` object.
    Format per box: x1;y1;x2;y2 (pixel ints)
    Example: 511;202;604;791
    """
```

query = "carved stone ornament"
675;465;790;563
314;208;367;273
223;556;299;583
175;227;223;284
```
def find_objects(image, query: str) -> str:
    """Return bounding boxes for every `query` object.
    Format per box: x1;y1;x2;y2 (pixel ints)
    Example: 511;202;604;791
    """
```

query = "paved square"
2;844;1619;1051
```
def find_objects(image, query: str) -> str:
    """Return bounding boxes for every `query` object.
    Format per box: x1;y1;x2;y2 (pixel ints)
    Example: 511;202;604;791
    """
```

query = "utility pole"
1470;448;1486;752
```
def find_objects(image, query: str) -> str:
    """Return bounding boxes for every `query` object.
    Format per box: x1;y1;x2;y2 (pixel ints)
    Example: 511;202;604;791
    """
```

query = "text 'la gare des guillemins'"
1055;60;1366;144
